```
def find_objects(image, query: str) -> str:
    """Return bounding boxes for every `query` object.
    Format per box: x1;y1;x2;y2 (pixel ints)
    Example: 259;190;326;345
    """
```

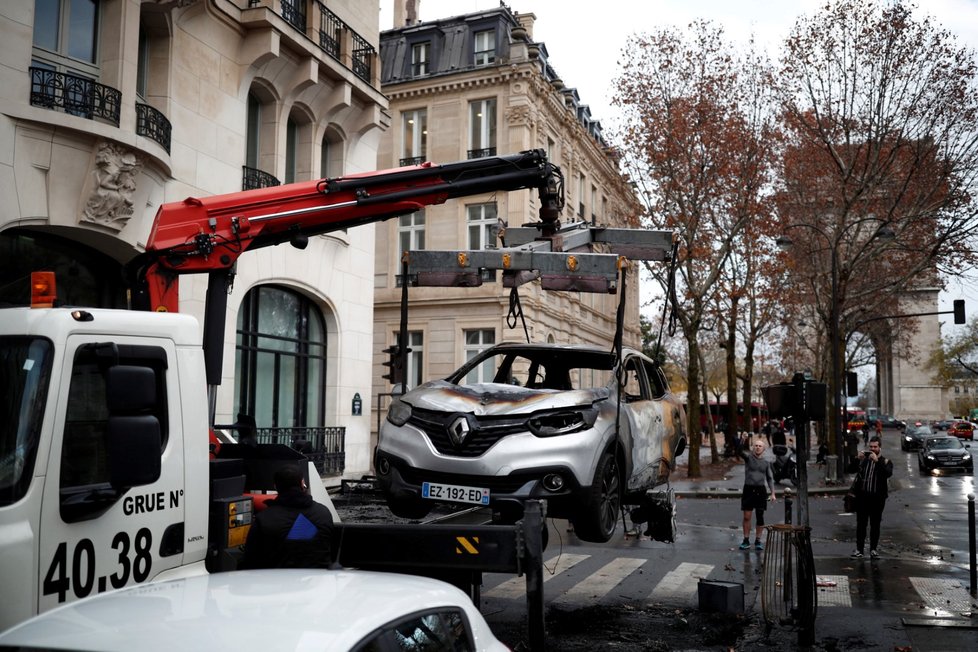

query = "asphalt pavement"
666;432;978;651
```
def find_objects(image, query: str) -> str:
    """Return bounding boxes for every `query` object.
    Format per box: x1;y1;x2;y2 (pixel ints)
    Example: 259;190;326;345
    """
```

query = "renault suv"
374;343;686;543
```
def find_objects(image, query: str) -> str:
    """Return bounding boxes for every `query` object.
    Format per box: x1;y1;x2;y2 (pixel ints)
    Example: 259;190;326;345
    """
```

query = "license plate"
422;481;490;505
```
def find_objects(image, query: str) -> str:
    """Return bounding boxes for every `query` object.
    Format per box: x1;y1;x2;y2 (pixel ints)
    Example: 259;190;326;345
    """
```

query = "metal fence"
761;523;817;645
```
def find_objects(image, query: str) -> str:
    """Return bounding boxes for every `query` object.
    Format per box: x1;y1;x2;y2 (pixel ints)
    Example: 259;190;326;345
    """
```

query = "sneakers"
755;539;764;551
850;550;864;558
739;538;750;550
870;549;879;558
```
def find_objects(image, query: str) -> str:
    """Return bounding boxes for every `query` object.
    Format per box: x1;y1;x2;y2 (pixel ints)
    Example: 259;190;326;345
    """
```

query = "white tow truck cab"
0;306;328;631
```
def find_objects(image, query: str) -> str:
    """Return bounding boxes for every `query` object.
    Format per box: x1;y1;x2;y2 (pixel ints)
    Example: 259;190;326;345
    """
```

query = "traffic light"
381;345;404;385
954;299;966;325
846;371;858;397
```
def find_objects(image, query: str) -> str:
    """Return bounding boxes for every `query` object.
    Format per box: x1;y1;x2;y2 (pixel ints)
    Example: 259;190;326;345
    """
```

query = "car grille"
408;408;529;457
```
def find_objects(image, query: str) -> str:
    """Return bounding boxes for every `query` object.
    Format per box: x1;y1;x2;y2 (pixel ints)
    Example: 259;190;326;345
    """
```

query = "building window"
398;211;425;255
320;126;343;178
136;24;148;99
285;117;297;184
395;331;424;389
591;185;598;222
246;92;261;170
463;329;495;384
235;286;327;428
473;29;495;66
468;202;497;282
411;41;429;76
547;136;556;163
401;109;427;165
32;0;99;77
577;173;586;217
468;98;496;158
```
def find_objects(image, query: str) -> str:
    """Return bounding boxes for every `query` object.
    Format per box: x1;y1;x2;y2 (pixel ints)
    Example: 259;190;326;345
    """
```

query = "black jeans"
856;494;887;552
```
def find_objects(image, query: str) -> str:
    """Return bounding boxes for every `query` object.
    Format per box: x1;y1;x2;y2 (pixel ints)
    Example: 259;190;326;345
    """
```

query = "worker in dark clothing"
240;465;334;569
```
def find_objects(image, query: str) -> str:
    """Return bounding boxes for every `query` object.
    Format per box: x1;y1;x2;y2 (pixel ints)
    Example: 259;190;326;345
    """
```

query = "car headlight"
528;407;598;437
926;454;936;460
904;436;912;442
964;454;972;461
386;398;412;427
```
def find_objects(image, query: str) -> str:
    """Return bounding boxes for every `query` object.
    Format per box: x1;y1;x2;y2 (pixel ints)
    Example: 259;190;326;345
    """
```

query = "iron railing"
399;156;425;166
316;1;342;59
242;165;281;190
29;67;121;126
254;426;346;475
467;147;497;159
135;103;172;153
281;0;306;33
351;32;374;82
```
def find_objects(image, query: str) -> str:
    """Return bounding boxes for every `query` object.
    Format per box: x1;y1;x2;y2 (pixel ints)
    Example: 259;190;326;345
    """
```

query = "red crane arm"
130;150;562;312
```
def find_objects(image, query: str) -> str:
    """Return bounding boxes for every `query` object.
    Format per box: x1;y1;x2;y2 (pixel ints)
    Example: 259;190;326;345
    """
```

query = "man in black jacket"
240;465;334;569
850;436;893;559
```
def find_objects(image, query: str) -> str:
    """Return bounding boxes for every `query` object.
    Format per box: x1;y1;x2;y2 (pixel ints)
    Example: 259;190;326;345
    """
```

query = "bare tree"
771;0;978;456
615;22;779;476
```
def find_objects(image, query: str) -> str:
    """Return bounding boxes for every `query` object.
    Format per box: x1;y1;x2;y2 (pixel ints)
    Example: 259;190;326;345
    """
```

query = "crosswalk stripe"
484;553;589;600
909;577;974;615
815;575;851;607
649;562;713;602
552;557;648;605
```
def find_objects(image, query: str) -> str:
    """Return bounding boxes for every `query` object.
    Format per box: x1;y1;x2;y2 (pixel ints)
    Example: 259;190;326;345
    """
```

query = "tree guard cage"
761;524;817;645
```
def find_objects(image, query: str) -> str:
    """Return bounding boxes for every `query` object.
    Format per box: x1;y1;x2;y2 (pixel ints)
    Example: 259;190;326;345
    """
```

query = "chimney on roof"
516;12;536;40
393;0;420;27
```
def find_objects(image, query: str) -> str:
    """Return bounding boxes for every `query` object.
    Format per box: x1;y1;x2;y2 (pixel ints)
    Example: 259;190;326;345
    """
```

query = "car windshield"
449;347;616;389
909;425;933;435
926;438;964;450
0;336;54;506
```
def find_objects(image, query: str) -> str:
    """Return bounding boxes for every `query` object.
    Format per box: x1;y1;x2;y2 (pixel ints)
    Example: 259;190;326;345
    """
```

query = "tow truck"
0;149;674;645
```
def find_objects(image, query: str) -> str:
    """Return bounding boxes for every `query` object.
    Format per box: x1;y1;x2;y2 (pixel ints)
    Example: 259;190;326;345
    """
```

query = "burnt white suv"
374;343;686;543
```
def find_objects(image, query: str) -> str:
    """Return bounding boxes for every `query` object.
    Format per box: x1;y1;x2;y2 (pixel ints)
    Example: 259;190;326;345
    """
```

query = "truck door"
37;338;187;614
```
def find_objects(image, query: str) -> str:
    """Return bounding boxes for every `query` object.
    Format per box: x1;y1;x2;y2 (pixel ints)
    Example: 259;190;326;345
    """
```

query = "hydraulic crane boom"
130;149;563;313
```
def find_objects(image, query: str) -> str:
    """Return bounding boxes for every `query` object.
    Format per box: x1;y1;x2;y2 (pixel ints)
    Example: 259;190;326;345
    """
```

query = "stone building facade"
0;0;390;479
372;5;643;443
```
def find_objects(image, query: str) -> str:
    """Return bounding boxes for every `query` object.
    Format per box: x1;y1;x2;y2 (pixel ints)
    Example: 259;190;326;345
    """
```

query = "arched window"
0;228;126;308
234;286;327;428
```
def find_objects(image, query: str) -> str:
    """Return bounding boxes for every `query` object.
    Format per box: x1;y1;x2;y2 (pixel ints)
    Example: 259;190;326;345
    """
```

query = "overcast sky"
380;0;978;327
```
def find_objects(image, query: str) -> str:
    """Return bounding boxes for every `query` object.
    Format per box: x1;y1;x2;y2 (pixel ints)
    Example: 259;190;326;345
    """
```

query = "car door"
618;355;665;493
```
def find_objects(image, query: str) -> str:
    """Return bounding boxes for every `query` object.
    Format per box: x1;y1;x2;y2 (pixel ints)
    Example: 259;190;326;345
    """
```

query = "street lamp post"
776;222;894;480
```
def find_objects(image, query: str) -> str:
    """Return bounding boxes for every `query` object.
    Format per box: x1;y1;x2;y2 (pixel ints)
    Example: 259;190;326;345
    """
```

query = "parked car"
918;436;973;475
876;414;906;431
375;343;687;543
933;419;951;431
901;423;934;451
948;421;975;440
0;569;509;652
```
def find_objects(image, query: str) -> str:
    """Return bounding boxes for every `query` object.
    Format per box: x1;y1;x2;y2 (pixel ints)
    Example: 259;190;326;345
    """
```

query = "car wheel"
572;450;621;543
385;494;432;520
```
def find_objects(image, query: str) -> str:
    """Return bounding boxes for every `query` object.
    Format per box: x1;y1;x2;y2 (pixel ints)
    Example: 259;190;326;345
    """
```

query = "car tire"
571;450;621;543
386;494;432;520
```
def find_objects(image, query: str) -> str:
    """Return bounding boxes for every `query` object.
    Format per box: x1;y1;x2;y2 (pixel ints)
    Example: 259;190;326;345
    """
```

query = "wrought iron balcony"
316;1;342;59
135;103;172;153
217;424;346;475
242;165;281;190
399;156;425;166
467;147;497;159
29;67;121;126
281;0;306;33
351;32;374;82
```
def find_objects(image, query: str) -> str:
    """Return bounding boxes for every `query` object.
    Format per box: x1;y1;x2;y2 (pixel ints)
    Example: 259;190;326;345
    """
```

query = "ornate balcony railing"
216;424;346;475
467;147;497;159
351;32;374;82
135;103;172;153
281;0;306;33
316;1;342;59
242;165;280;190
399;156;425;166
29;67;121;126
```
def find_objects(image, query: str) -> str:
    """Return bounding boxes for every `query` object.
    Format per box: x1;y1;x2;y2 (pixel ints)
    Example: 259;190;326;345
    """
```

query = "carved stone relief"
82;141;142;231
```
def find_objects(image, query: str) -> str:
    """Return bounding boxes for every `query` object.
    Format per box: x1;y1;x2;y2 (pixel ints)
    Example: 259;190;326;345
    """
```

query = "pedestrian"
850;436;893;559
739;438;777;551
874;418;883;440
240;465;334;569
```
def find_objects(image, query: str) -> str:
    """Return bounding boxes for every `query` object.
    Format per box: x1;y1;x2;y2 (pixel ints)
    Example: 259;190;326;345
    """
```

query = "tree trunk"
686;338;702;477
742;341;755;435
725;298;739;455
699;349;720;464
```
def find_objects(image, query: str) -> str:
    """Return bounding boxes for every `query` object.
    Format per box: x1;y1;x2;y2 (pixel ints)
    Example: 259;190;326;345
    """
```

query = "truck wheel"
572;450;621;543
386;494;432;520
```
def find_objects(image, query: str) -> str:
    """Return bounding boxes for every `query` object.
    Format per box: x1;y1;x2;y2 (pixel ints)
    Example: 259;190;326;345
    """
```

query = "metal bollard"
783;488;793;525
969;494;976;597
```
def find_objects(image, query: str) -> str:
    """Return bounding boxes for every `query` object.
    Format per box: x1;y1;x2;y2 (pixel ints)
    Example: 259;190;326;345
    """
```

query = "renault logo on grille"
449;415;473;446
